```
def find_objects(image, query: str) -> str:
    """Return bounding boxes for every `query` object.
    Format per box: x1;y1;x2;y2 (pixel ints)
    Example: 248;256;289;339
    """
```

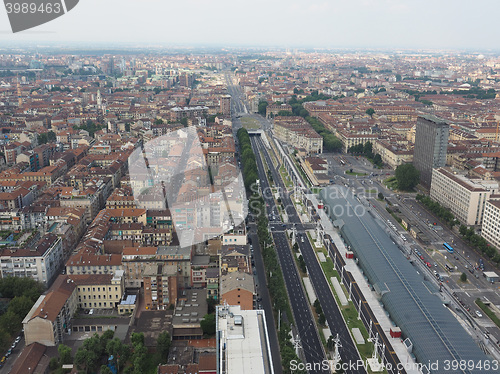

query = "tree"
47;131;56;142
180;117;188;127
313;299;322;315
101;366;114;374
373;153;382;166
365;108;375;118
58;344;73;365
49;357;60;371
0;311;21;335
7;295;33;318
327;335;335;351
258;101;268;116
106;338;130;372
37;133;48;145
395;74;402;82
207;296;217;314
318;313;326;326
395;164;420;191
363;141;373;156
75;347;99;374
378;192;384;200
131;343;148;374
460;273;467;283
200;314;216;335
156;331;171;364
125;123;131;132
130;332;144;347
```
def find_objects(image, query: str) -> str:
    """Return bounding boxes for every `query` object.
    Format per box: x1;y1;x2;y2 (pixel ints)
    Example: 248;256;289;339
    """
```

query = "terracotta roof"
68;273;113;285
9;342;47;374
30;276;76;322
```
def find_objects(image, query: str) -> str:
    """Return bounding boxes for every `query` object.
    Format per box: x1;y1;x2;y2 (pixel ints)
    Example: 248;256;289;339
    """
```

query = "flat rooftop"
217;305;273;374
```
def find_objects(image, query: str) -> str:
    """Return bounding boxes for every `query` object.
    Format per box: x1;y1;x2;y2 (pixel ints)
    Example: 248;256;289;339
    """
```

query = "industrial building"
321;185;490;374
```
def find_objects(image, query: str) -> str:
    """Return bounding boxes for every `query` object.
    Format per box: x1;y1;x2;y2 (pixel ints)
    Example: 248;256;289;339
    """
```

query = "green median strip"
476;299;500;328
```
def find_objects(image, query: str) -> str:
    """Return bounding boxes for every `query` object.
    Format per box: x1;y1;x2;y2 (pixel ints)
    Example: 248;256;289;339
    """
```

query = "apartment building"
373;140;413;169
143;264;178;310
65;253;123;275
23;276;78;346
72;270;125;310
0;233;63;286
59;187;101;225
273;117;323;155
121;246;157;288
430;168;499;226
220;271;255;310
336;130;379;153
481;197;500;249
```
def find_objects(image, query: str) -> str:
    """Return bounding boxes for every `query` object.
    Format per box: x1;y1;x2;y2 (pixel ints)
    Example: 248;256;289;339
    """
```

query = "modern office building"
216;304;274;374
413;115;449;187
430;168;498;227
481;196;500;249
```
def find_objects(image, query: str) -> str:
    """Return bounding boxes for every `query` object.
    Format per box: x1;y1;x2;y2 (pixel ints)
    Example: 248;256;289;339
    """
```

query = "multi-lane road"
253;135;367;374
251;135;330;373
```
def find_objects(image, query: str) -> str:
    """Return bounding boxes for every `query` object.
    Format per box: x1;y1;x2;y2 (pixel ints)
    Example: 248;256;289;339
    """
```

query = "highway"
251;136;330;374
253;135;366;374
248;222;284;374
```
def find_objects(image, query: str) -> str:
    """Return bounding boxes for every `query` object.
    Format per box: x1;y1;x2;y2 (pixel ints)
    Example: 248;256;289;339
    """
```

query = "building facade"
0;234;63;286
413;115;449;187
481;198;500;249
430;168;498;227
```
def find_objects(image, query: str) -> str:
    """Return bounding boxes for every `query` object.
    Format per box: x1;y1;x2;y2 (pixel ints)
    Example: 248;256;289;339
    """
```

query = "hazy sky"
0;0;499;50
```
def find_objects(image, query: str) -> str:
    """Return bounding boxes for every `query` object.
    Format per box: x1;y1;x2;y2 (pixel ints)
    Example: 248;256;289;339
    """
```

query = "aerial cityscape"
1;2;500;374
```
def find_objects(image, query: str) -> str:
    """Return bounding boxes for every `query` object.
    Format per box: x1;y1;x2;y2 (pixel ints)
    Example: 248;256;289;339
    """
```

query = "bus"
443;242;454;253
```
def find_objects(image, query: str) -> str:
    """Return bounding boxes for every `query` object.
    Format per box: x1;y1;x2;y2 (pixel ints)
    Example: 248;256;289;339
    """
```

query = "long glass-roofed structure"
321;186;494;374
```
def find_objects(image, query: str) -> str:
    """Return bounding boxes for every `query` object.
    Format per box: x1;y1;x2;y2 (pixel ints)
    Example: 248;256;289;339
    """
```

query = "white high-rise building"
481;197;500;249
430;168;498;227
